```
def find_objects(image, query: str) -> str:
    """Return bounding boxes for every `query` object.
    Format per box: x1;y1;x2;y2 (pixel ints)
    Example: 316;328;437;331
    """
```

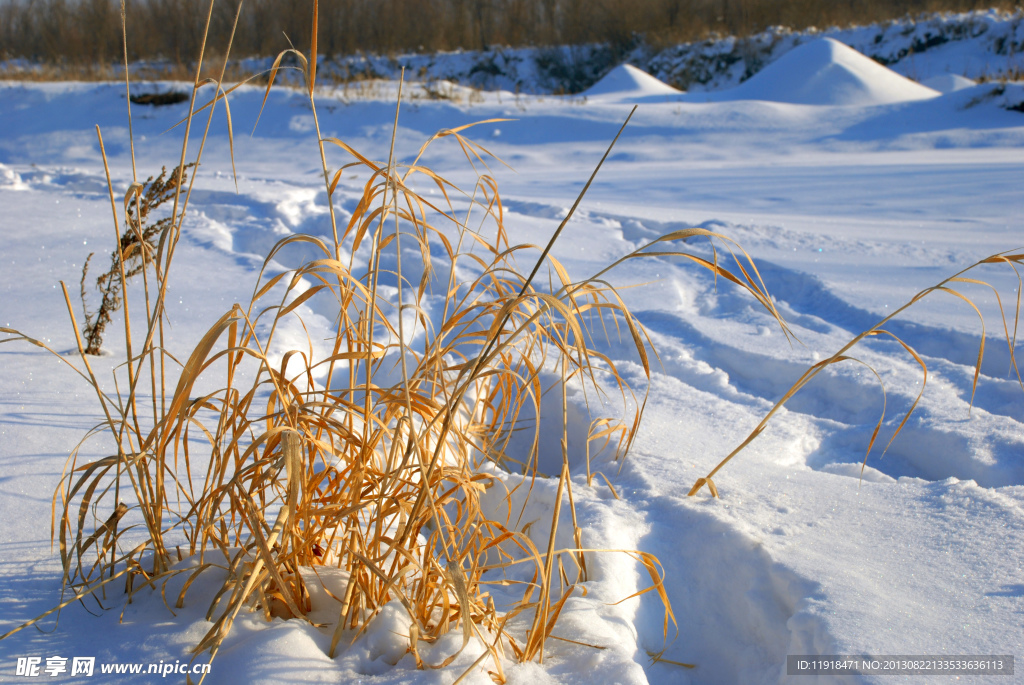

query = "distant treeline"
1;0;1020;65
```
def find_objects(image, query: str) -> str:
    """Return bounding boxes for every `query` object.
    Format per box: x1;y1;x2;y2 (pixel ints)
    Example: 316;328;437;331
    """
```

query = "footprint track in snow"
497;198;1024;486
505;198;1015;388
623;490;829;685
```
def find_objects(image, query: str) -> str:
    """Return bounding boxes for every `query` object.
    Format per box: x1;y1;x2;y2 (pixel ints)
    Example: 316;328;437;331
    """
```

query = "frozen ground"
1;37;1024;685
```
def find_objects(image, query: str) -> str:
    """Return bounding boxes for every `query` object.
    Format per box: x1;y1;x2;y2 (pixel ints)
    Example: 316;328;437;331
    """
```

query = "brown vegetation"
79;163;192;355
0;3;779;676
1;0;1020;68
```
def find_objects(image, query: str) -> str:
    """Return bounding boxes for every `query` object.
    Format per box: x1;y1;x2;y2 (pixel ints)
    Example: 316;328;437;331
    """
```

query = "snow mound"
582;64;682;101
921;73;977;93
720;37;941;105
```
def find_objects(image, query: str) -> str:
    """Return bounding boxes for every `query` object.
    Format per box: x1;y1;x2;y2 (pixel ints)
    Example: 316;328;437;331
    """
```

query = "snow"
697;38;941;105
0;162;28;190
582;64;683;103
921;73;978;93
642;9;1024;95
2;33;1024;685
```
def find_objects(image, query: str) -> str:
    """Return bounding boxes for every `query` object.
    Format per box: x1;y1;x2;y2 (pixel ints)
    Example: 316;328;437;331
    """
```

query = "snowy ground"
1;37;1023;684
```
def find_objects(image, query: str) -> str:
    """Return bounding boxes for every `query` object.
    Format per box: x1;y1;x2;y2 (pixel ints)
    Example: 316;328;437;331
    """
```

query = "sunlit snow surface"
694;38;941;105
1;41;1024;685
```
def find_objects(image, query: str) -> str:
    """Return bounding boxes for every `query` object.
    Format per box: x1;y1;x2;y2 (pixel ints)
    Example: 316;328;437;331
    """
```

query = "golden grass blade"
447;560;475;652
78;503;128;558
527;461;567;663
408;119;515;170
253;49;309;135
690;249;1024;496
309;0;318;96
220;85;238;190
163;80;253;136
164;307;242;426
594;472;620;499
939;282;988;409
328;168;343;197
0;543;145;641
648;650;696;669
866;330;928;457
321;137;382;173
0;327;92;384
519;107;636;303
550;634;606;649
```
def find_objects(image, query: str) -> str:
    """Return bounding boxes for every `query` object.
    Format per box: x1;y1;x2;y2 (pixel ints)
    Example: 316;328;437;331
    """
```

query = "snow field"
1;34;1024;684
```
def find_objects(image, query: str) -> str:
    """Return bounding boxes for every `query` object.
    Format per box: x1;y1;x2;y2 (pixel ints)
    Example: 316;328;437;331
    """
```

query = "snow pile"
581;64;682;102
643;9;1024;93
708;37;940;105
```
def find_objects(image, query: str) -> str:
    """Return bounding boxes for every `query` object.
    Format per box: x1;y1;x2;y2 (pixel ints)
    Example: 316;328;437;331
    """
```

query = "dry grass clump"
0;1;788;681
